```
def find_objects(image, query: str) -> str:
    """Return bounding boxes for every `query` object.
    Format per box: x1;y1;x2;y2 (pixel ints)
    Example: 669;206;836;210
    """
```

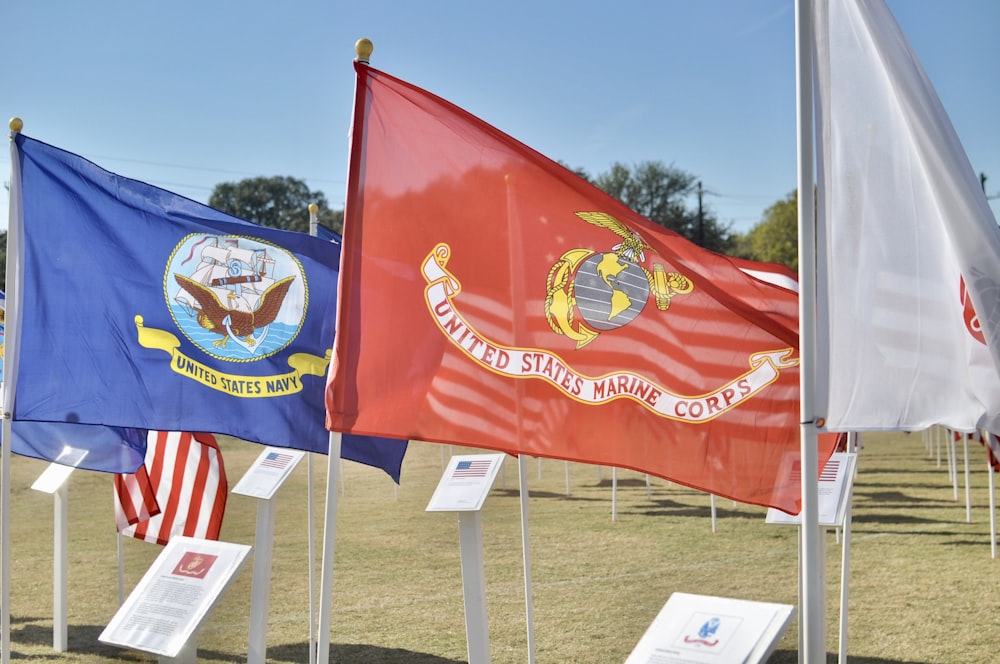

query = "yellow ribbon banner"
134;315;330;398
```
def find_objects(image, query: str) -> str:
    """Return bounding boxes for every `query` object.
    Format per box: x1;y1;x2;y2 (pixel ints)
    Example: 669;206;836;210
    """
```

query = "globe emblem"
574;253;649;331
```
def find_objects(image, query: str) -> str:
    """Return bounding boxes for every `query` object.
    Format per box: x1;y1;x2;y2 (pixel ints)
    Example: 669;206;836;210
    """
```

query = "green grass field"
4;430;999;663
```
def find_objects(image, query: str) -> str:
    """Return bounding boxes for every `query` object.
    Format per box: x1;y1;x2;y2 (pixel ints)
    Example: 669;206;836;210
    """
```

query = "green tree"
744;190;799;270
208;176;343;234
592;161;731;253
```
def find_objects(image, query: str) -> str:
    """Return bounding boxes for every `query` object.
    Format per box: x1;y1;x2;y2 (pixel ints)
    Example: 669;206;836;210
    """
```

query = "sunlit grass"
5;430;998;663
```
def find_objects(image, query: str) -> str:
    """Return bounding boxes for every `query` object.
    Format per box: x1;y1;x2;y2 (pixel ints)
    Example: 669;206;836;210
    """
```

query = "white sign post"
231;447;305;664
30;461;77;652
99;536;251;663
766;452;858;663
625;592;795;664
426;453;505;664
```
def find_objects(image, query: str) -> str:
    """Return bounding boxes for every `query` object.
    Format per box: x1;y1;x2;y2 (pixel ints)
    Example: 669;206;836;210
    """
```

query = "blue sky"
3;1;998;235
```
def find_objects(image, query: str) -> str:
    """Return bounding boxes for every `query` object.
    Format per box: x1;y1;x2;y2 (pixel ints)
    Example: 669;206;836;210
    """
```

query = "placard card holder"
231;447;305;500
765;451;859;661
426;453;506;664
99;536;251;663
30;448;88;652
624;592;795;664
765;453;858;527
231;446;305;664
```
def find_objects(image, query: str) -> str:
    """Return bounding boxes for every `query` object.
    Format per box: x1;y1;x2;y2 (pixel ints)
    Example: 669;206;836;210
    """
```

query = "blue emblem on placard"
698;617;721;639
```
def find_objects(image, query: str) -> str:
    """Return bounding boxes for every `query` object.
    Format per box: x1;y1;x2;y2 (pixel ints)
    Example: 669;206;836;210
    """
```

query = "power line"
89;153;345;186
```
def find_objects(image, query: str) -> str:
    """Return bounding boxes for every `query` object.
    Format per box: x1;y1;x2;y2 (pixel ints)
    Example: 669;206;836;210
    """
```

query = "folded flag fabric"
115;431;227;546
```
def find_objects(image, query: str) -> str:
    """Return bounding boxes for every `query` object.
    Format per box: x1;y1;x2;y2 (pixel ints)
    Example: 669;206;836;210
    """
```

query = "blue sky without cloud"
3;1;998;234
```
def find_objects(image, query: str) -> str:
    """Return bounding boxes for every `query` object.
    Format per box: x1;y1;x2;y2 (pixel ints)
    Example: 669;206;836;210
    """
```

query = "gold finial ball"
308;203;319;215
9;117;23;132
355;38;373;62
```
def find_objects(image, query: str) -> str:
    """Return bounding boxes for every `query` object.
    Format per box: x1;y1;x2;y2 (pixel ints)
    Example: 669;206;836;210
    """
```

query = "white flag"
815;0;1000;432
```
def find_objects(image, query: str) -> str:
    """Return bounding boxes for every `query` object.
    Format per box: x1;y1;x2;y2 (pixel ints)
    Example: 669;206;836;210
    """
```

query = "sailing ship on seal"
172;237;295;355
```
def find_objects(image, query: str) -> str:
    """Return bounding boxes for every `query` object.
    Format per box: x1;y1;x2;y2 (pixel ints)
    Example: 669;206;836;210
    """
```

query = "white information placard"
99;536;251;658
30;447;89;494
426;453;506;512
232;447;305;500
625;592;795;664
30;463;76;495
765;452;857;527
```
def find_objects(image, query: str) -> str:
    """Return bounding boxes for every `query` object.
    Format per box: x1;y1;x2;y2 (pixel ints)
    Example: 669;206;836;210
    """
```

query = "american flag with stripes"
114;431;227;546
787;457;840;483
820;458;840;482
261;451;294;470
452;459;492;478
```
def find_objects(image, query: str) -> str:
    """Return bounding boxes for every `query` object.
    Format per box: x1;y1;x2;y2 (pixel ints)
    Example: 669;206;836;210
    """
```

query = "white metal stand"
458;511;491;663
247;499;277;664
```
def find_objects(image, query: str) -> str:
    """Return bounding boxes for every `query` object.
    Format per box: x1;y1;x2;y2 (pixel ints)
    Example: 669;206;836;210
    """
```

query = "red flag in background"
326;62;836;513
985;434;1000;473
115;431;227;546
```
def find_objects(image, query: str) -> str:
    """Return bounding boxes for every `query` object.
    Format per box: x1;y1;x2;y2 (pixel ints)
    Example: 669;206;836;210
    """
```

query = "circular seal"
574;252;649;331
164;234;308;362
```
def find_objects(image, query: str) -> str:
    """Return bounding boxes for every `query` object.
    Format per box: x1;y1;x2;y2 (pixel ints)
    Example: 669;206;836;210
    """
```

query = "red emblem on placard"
172;551;217;579
961;277;986;345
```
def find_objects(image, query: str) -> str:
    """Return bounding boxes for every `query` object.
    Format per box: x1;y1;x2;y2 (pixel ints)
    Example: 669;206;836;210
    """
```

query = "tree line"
0;164;798;292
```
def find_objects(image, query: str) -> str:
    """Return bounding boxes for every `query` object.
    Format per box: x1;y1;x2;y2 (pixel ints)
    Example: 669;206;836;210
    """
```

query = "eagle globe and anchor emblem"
545;212;694;347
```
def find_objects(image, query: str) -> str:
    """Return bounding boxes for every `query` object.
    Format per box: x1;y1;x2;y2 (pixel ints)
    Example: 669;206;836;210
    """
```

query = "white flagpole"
611;467;618;522
517;456;536;664
2;117;28;664
117;532;125;606
307;203;319;664
315;432;342;664
794;2;826;661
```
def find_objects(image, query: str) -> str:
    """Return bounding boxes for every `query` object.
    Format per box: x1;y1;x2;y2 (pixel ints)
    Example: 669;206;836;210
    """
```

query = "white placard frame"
765;452;857;527
31;463;75;651
232;447;305;500
99;536;251;659
233;446;303;664
624;592;795;664
426;453;505;664
426;453;505;512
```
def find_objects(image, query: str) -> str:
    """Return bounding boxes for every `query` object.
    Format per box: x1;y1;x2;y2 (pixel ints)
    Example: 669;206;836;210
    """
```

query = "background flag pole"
307;202;319;664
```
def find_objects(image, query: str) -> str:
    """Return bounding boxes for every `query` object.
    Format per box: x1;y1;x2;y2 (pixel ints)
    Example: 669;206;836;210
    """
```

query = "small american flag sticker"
453;459;492;478
820;459;840;482
261;451;293;470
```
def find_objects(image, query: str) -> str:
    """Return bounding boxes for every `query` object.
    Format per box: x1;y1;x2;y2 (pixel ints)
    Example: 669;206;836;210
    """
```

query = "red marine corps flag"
326;59;836;513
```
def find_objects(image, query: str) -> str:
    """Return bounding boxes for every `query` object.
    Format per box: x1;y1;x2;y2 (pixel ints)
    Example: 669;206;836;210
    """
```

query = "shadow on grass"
492;488;606;502
200;641;467;664
9;623;149;660
854;489;960;506
629;500;754;520
593;477;654;489
769;650;930;663
9;623;465;663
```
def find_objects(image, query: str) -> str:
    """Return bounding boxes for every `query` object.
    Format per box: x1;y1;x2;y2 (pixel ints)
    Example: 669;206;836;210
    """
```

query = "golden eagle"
575;211;651;263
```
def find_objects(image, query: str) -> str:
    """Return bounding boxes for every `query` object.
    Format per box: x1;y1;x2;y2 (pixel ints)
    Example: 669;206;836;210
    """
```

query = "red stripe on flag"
115;431;227;546
113;464;159;530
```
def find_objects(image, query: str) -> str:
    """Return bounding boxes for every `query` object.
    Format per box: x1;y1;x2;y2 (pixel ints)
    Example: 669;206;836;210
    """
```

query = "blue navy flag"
314;223;342;244
8;134;406;480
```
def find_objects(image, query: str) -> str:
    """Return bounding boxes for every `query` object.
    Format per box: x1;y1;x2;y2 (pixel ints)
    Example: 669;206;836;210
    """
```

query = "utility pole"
697;180;704;247
982;172;1000;201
